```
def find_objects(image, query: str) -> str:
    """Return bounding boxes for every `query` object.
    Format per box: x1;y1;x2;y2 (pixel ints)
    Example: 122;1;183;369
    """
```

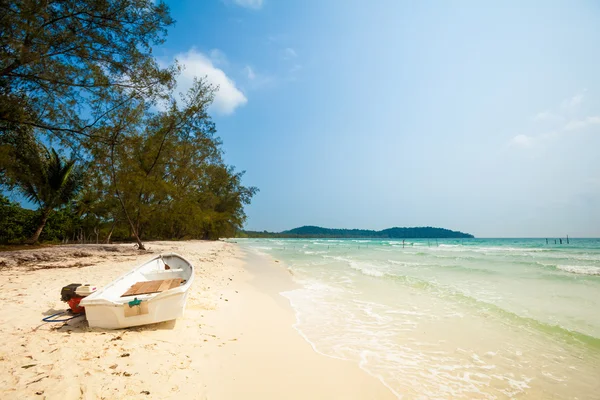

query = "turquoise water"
238;238;600;399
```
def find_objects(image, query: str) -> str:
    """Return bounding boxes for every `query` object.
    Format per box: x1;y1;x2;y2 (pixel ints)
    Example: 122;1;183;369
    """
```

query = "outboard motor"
60;283;97;313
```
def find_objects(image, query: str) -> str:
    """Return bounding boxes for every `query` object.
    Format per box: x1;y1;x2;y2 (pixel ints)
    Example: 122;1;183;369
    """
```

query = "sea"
238;238;600;399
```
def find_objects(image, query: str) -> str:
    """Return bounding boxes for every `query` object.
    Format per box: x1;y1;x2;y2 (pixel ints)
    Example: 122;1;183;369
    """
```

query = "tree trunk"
124;217;145;249
133;231;145;250
105;220;117;244
109;132;145;251
118;198;144;249
27;207;51;244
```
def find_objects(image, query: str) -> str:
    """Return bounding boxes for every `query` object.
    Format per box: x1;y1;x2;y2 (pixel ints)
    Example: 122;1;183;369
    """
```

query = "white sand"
0;241;394;399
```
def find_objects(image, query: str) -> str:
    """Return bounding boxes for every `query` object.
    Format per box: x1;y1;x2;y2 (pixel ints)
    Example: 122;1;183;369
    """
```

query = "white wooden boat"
80;253;194;329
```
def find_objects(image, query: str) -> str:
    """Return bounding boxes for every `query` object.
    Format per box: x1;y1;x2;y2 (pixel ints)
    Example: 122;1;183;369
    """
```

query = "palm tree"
20;147;83;243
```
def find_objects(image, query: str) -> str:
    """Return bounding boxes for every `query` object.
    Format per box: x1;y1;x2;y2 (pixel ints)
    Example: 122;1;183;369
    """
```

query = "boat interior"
91;254;192;304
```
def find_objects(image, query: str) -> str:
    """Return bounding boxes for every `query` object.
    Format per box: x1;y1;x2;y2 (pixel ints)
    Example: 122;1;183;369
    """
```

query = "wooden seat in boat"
121;279;183;297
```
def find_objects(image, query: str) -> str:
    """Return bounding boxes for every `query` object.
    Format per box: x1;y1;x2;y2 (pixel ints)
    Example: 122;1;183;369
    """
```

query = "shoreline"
0;241;394;399
197;245;396;399
265;246;403;400
282;290;403;400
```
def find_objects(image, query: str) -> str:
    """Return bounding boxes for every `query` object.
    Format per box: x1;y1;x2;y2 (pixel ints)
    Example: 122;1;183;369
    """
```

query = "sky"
155;1;599;236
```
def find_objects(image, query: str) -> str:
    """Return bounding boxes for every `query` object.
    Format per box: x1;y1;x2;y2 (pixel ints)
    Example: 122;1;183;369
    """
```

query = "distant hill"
240;225;474;239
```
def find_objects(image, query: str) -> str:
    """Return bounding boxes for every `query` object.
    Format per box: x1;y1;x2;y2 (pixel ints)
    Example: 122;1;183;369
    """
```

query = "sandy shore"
0;241;394;400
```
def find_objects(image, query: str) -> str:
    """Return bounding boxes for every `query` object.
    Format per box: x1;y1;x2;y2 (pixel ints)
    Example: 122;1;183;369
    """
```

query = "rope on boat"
42;310;85;323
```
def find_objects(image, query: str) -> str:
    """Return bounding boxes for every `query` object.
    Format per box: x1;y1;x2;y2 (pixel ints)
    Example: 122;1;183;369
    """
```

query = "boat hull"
84;287;190;329
80;253;194;329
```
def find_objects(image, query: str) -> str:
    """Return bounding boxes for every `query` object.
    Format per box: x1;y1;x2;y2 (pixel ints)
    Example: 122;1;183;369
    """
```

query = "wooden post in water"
546;238;548;245
567;235;569;244
560;238;563;245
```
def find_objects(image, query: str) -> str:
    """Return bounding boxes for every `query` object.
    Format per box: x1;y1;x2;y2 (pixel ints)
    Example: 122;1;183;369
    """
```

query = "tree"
0;194;34;243
88;79;257;248
0;0;175;147
195;165;258;239
0;2;259;246
16;145;83;243
100;79;219;249
0;128;38;187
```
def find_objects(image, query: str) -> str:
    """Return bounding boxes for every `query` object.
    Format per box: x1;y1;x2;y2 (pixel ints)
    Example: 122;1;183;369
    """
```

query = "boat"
80;253;194;329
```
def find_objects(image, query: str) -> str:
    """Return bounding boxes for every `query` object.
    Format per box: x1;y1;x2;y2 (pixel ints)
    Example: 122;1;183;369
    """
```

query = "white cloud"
560;92;585;111
244;65;256;80
232;0;264;9
283;47;297;59
532;111;561;122
564;116;600;131
174;49;247;115
281;48;301;79
209;49;228;66
518;91;598;149
242;65;274;89
509;134;535;148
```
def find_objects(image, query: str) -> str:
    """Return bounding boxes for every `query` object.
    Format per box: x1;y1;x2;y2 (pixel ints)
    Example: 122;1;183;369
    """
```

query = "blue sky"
158;1;599;236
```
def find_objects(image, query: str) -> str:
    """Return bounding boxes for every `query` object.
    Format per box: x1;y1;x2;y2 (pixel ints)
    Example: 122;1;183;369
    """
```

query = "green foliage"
0;196;92;244
38;205;81;242
18;147;83;210
242;226;474;239
7;142;84;242
0;0;175;145
0;129;38;188
0;195;34;243
0;1;257;246
89;79;258;244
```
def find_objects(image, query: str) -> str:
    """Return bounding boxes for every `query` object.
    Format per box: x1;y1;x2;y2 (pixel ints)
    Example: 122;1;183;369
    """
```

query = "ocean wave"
249;248;271;257
283;285;535;400
348;261;385;277
385;258;497;274
252;246;273;250
323;265;600;349
538;253;600;262
535;262;600;276
405;251;598;271
380;274;600;350
387;260;419;265
323;255;352;263
285;243;600;279
470;246;552;253
556;265;600;276
325;255;499;277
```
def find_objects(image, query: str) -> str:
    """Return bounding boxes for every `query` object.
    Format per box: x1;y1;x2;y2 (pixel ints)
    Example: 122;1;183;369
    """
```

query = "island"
240;225;474;239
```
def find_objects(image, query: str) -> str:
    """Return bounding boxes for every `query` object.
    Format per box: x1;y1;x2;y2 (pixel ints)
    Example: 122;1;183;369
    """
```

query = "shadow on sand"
34;308;177;333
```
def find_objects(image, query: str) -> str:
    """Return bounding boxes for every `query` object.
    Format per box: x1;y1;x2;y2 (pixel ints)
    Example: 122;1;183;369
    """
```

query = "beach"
0;241;394;400
3;238;600;400
243;238;600;399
